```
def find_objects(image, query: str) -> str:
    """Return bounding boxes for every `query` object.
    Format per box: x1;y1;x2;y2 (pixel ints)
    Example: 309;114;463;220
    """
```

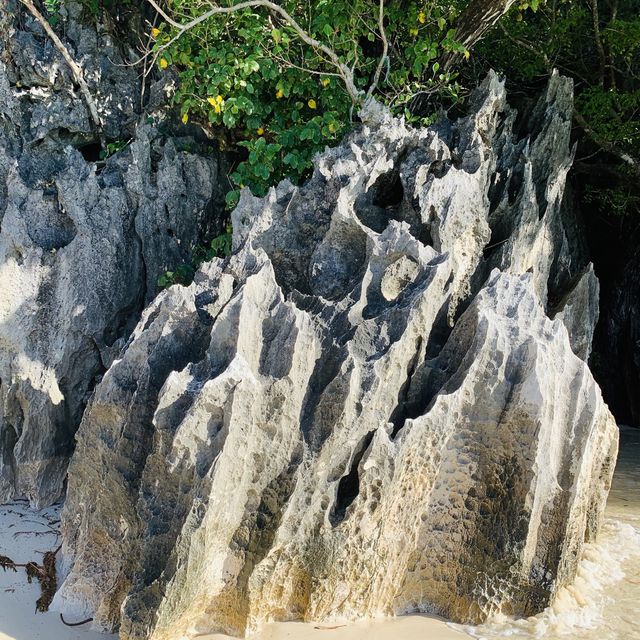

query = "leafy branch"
144;0;390;113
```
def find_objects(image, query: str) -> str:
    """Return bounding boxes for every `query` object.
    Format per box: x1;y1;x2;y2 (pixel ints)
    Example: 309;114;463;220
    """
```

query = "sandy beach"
202;616;468;640
0;502;113;640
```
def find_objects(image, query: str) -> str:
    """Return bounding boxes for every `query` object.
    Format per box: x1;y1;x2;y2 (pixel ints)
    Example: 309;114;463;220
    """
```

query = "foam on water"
451;520;640;639
453;425;640;640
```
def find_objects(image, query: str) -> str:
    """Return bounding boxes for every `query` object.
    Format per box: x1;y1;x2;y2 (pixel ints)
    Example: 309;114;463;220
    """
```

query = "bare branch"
442;0;518;70
19;0;102;131
590;0;607;86
574;110;640;177
367;0;389;99
498;22;551;71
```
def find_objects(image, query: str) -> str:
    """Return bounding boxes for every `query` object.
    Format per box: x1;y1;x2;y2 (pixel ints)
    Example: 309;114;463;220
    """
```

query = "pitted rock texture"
0;3;227;507
54;72;618;638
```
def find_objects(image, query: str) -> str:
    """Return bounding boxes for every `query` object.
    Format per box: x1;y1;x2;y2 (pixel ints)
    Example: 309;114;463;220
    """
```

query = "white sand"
201;616;468;640
0;502;113;640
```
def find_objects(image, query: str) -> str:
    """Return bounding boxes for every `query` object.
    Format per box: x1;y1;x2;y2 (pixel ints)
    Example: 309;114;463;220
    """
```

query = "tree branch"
145;0;364;105
574;110;640;177
366;0;389;99
590;0;607;86
442;0;518;69
19;0;103;132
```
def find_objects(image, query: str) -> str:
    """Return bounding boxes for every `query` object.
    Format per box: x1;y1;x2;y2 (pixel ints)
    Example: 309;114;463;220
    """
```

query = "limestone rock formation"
0;3;227;507
53;72;618;638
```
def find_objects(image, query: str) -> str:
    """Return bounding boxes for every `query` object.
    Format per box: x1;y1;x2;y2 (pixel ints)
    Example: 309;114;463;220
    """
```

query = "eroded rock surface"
0;3;227;506
54;72;618;638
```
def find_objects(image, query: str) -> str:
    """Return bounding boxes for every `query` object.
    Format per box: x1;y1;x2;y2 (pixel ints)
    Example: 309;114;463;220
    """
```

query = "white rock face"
54;72;618;639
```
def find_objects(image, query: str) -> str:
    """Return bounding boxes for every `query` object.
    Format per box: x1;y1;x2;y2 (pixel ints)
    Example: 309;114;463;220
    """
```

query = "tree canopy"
37;0;637;284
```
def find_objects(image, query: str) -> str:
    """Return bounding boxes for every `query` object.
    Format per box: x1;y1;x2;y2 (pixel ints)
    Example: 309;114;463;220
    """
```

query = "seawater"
454;426;640;640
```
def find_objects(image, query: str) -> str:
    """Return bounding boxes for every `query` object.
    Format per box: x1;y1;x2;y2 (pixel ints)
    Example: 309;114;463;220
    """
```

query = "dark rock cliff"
0;1;228;507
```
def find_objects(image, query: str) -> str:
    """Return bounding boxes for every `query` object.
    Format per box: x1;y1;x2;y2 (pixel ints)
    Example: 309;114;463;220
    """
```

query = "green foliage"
158;226;233;288
154;0;468;201
577;87;640;153
78;0;135;19
584;180;640;217
43;0;61;26
479;0;640;218
99;138;131;160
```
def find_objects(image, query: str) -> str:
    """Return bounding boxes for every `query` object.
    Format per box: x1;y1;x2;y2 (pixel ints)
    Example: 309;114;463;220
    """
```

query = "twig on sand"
13;529;59;538
0;544;62;612
60;614;94;627
313;625;347;630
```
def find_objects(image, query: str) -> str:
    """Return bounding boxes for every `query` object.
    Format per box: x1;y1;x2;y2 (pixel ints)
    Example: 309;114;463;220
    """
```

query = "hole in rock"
78;142;103;163
354;167;406;233
29;203;77;252
429;159;452;179
330;430;375;526
418;223;434;248
390;337;423;439
371;168;404;209
389;300;455;439
482;224;511;261
507;160;525;205
0;419;19;484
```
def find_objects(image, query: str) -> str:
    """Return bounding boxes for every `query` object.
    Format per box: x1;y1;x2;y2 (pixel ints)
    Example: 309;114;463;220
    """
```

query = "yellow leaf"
257;127;264;135
207;97;217;107
276;89;284;99
308;98;317;109
418;12;426;23
159;58;168;69
409;28;419;36
182;113;189;124
464;49;470;60
151;27;161;38
322;78;330;87
216;95;223;104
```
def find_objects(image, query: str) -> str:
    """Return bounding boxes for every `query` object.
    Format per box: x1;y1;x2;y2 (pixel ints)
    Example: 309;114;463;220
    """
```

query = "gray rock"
54;72;617;639
0;5;227;507
551;264;600;361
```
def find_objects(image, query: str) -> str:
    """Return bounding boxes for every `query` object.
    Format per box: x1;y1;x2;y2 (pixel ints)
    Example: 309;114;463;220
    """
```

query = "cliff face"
0;3;227;507
52;72;617;638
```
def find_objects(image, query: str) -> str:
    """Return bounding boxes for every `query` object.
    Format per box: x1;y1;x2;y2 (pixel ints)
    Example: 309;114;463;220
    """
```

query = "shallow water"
455;426;640;640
